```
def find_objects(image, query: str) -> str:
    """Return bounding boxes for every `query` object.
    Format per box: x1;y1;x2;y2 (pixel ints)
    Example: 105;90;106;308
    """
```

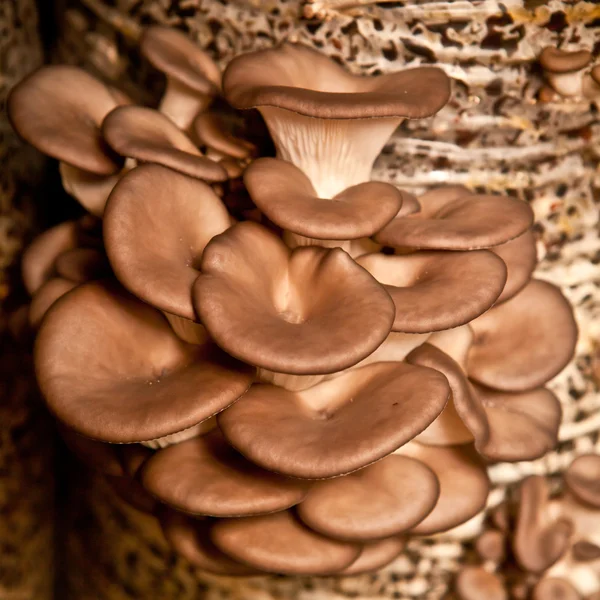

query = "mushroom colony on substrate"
448;454;600;600
8;26;579;577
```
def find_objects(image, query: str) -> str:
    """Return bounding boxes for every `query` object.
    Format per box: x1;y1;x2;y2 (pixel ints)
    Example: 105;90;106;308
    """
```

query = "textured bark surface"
43;1;600;598
0;1;55;599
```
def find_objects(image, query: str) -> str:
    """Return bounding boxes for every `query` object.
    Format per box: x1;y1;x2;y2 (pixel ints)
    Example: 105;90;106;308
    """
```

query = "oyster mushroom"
140;26;221;130
223;43;449;198
34;281;253;445
539;47;592;97
339;538;406;575
455;566;507;600
102;106;227;182
193;111;256;160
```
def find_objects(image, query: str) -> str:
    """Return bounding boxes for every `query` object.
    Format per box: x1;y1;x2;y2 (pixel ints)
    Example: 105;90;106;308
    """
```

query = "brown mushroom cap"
455;566;507;600
339;538;405;575
193;112;255;160
140;26;221;96
29;278;78;329
475;529;506;563
564;454;600;509
55;248;110;283
539;47;592;73
592;65;600;86
104;164;231;321
399;444;490;536
160;510;261;576
514;476;574;573
22;221;78;295
490;229;537;304
468;279;578;392
8;65;122;174
532;578;582;600
219;361;449;479
297;455;438;541
244;158;402;240
102;106;227;181
356;250;507;333
572;540;600;562
193;221;396;374
210;511;361;575
141;431;310;517
34;281;252;443
223;43;450;119
375;190;533;251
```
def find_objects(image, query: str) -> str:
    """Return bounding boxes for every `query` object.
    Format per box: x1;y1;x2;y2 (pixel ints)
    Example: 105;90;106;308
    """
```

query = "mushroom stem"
160;79;212;130
546;71;584;97
260;106;401;197
141;418;217;449
256;369;327;392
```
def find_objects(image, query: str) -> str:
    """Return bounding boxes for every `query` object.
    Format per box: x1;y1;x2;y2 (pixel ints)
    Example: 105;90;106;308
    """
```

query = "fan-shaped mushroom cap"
297;455;438;541
468;279;577;392
29;278;78;329
532;578;581;600
244;158;402;240
339;538;406;575
356;250;506;333
160;510;261;576
398;444;490;536
22;221;78;295
8;65;122;174
211;511;361;575
193;112;255;160
223;43;449;198
375;190;533;251
540;48;592;73
491;229;537;304
514;476;574;573
55;248;110;283
140;26;221;130
455;566;507;600
59;163;122;217
219;361;449;479
193;221;395;374
565;455;600;509
471;384;561;462
35;281;252;443
428;325;473;370
475;529;506;563
104;164;231;320
102;106;227;181
141;431;310;517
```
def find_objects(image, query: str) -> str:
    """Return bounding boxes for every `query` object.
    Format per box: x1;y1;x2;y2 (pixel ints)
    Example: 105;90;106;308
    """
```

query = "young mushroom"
140;26;221;130
539;47;592;97
223;43;450;198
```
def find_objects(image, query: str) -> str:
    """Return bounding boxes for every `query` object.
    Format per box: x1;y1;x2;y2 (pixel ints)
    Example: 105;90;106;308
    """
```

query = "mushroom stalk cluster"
9;28;578;577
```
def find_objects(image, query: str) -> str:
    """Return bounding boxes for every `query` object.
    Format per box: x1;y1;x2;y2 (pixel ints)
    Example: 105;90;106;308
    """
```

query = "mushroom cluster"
450;454;600;600
10;27;578;576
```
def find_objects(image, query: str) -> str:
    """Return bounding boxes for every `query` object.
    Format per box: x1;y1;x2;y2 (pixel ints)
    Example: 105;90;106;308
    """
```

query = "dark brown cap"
539;47;592;73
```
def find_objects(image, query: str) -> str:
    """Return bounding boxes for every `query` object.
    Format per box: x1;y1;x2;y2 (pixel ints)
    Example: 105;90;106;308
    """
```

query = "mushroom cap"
468;279;578;392
475;529;506;563
592;65;600;86
193;221;396;374
490;229;537;304
223;43;450;119
399;444;490;536
455;566;507;600
244;158;402;240
539;47;592;73
375;191;533;251
54;248;110;283
514;476;574;573
34;281;252;443
141;431;310;517
8;65;122;174
22;221;78;295
472;384;562;462
29;278;78;329
140;26;221;95
338;538;405;575
564;454;600;509
104;164;231;321
102;106;227;181
297;454;439;541
193;112;255;160
357;250;507;333
532;578;582;600
572;540;600;562
210;511;361;575
160;510;261;576
219;361;449;479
